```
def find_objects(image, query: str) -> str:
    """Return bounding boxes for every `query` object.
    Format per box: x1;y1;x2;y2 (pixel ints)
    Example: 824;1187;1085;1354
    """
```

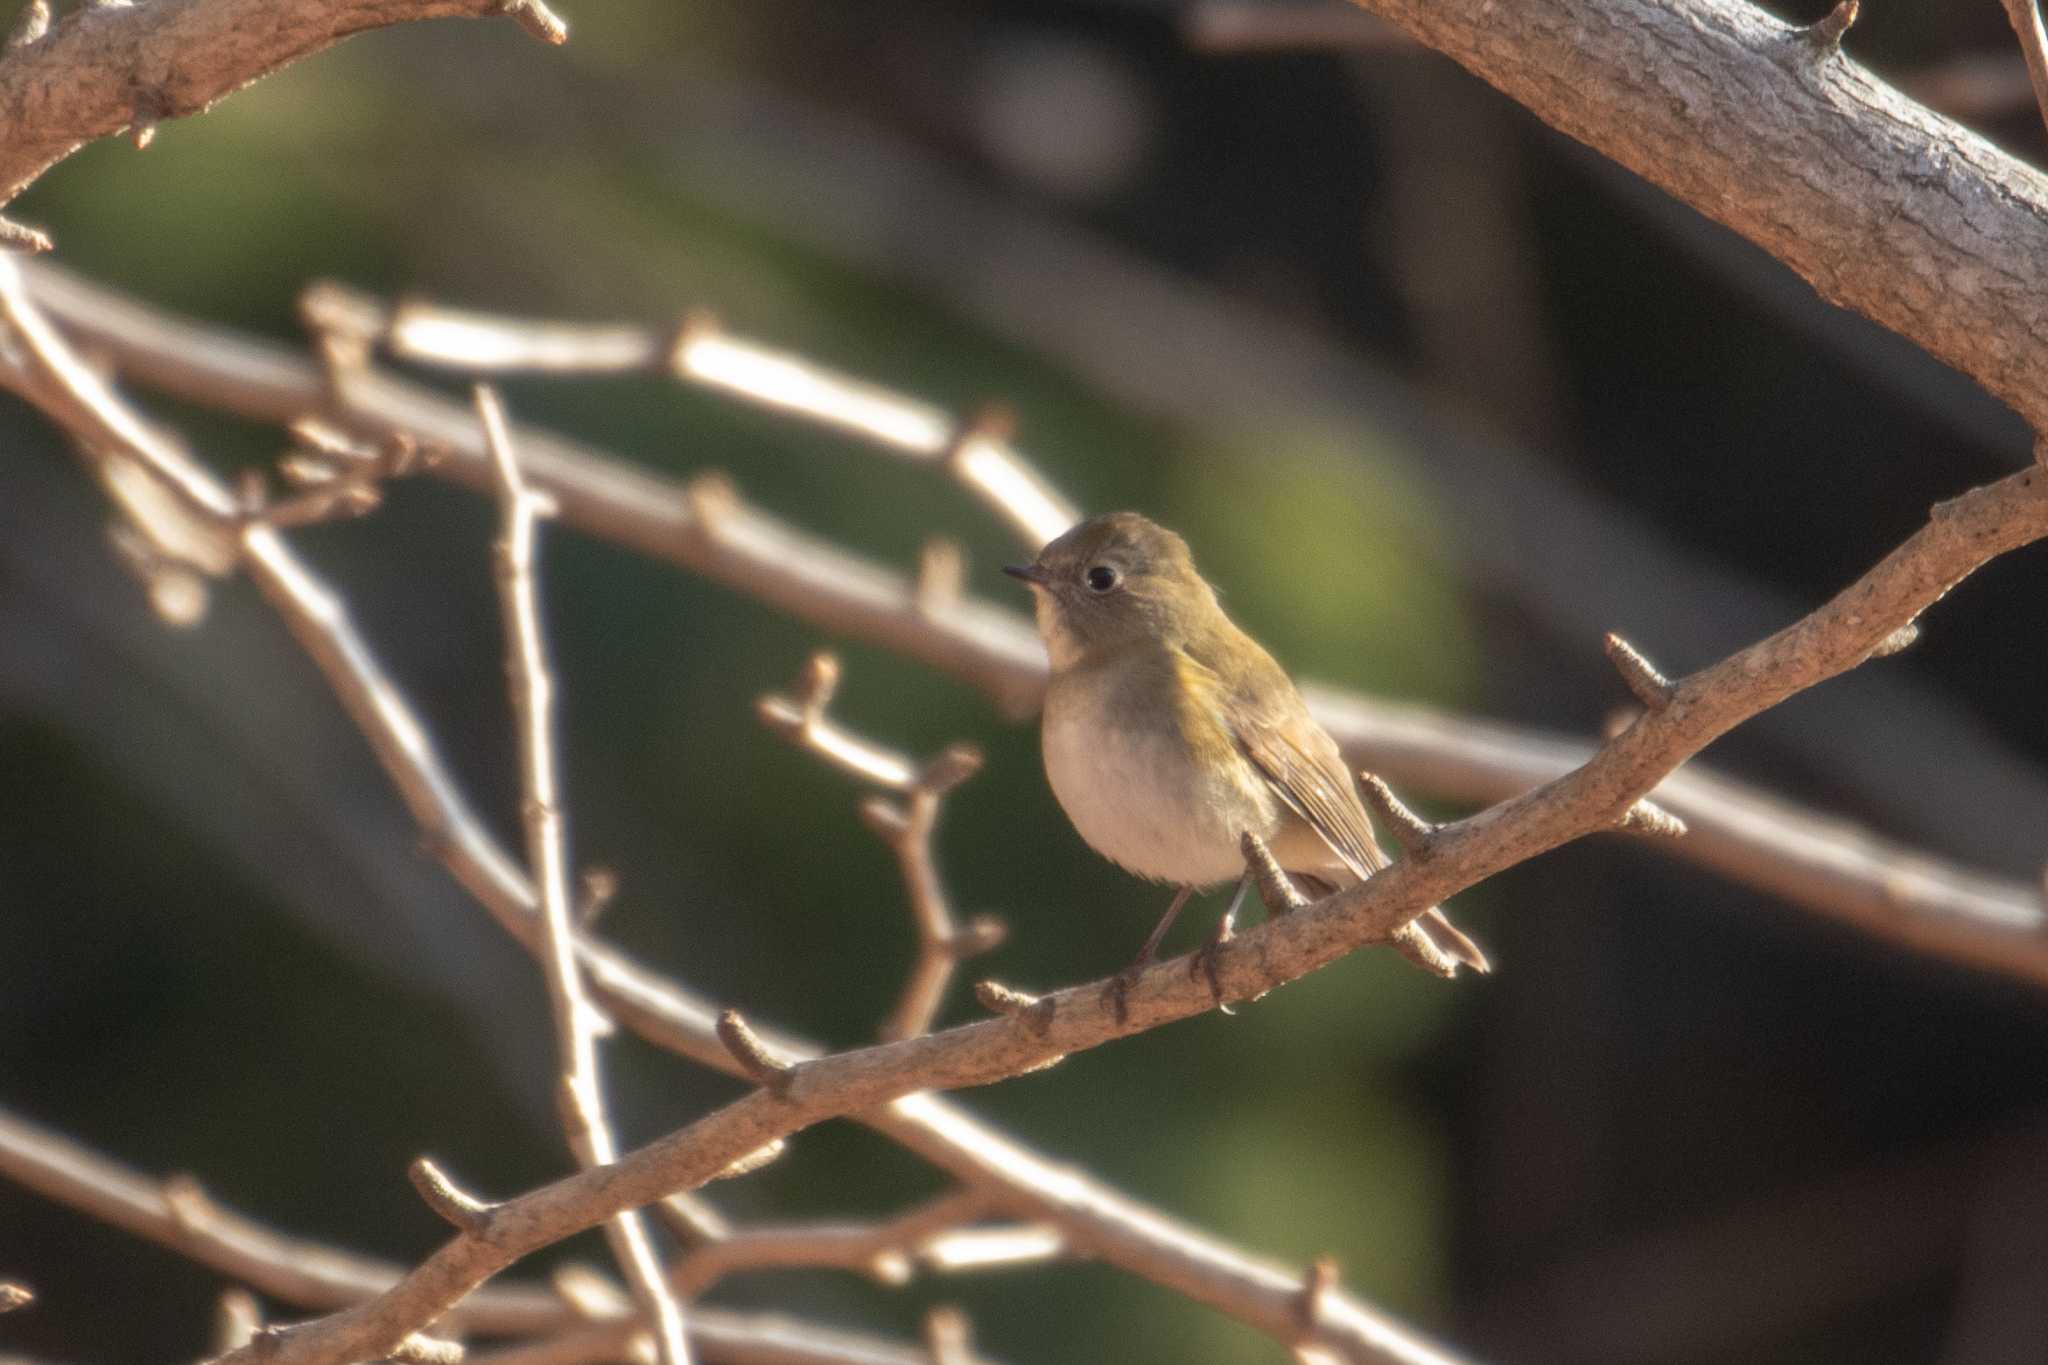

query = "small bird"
1004;511;1488;984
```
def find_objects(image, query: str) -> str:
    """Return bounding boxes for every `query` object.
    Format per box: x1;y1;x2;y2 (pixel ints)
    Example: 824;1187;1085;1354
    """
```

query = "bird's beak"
1003;563;1051;586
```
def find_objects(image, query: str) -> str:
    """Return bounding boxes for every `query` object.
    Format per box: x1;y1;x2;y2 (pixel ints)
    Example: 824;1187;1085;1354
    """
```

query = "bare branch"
298;282;1077;549
2003;0;2048;139
1345;0;2048;432
0;1281;31;1312
0;0;567;224
477;384;690;1365
470;1310;969;1365
30;266;2037;989
669;1189;1055;1297
760;654;1000;1039
0;1105;964;1364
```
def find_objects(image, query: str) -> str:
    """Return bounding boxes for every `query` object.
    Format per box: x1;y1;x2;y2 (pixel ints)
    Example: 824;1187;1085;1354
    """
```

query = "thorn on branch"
1870;622;1920;658
498;0;569;45
1356;773;1436;851
1389;923;1459;978
576;865;619;927
550;1263;629;1319
388;1331;465;1365
683;470;740;542
1296;1255;1339;1337
0;215;52;254
924;1305;975;1365
1805;0;1859;51
657;1191;731;1246
713;1138;787;1181
1617;799;1689;839
951;914;1008;957
976;979;1055;1034
716;1008;796;1096
6;0;49;49
1603;631;1673;710
941;402;1017;475
920;742;983;794
916;537;966;617
1240;831;1310;914
161;1172;216;1232
212;1288;261;1353
408;1158;498;1235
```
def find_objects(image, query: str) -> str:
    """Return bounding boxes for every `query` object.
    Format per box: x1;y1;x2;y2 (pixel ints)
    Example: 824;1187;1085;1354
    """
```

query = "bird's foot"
1103;954;1151;1025
1189;912;1236;1013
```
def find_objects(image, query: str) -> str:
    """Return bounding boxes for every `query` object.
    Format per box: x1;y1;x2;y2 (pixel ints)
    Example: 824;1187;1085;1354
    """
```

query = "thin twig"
760;653;1004;1039
669;1188;1055;1297
0;1104;952;1365
299;282;1077;549
2002;0;2048;138
476;384;690;1365
28;263;2042;989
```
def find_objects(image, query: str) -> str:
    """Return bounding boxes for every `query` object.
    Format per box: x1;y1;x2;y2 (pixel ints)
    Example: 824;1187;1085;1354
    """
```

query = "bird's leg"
1191;873;1252;1011
1105;885;1193;1024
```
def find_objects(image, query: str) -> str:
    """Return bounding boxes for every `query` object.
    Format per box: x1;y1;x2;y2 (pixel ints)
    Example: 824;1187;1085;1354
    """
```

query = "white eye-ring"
1084;564;1120;593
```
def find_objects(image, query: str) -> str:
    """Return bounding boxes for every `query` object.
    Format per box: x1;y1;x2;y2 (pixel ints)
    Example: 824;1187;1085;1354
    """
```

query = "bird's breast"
1041;670;1277;887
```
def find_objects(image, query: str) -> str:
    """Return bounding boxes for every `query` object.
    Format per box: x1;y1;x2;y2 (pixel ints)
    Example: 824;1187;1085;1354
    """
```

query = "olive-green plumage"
1006;511;1488;973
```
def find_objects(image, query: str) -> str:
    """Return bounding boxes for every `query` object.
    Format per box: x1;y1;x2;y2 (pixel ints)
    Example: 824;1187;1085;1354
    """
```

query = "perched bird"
1004;511;1488;982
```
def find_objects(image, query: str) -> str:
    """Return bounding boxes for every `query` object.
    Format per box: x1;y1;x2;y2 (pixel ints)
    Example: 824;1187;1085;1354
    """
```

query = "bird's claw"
1190;919;1235;1014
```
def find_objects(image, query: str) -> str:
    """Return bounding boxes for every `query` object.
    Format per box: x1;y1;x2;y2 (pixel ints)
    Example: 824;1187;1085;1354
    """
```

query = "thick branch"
0;0;565;221
213;459;2048;1362
1347;0;2048;433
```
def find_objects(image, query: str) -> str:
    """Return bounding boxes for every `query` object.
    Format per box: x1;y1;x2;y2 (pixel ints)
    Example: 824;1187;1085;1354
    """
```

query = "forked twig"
760;652;1007;1039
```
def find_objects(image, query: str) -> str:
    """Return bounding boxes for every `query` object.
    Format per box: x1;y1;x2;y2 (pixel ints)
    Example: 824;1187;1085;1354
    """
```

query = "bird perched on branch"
1005;511;1488;990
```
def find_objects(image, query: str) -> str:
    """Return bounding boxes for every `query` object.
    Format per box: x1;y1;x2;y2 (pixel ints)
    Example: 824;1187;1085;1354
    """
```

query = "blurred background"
5;0;2048;1361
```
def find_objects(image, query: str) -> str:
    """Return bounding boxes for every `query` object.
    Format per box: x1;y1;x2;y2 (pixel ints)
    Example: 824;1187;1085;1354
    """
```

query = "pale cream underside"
1043;677;1309;887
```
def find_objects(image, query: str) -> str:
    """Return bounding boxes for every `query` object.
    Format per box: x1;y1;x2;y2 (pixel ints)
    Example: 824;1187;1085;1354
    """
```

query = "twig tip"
717;1008;796;1095
1603;631;1673;710
1805;0;1859;49
407;1157;497;1234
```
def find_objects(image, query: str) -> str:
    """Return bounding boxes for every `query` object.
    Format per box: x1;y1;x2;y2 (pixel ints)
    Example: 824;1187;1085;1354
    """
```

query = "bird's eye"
1084;564;1120;593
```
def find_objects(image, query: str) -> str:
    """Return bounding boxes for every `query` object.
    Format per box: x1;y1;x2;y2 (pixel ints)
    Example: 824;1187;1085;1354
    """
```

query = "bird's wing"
1179;642;1389;880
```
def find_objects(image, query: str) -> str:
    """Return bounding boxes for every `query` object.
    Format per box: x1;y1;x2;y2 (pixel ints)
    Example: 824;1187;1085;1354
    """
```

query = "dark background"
4;1;2048;1361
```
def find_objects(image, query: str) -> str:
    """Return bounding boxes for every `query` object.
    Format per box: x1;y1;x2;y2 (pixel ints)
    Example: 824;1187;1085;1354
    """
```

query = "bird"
1003;511;1488;989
